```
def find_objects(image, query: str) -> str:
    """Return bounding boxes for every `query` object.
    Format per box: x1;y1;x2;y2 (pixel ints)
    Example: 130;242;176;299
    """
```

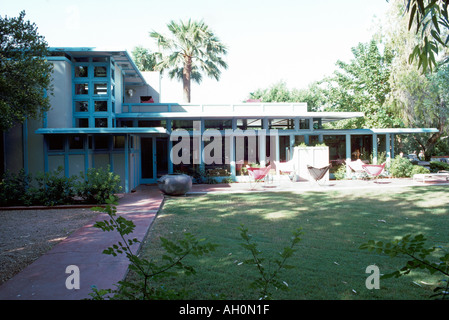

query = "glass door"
140;137;155;183
140;137;169;183
156;137;168;178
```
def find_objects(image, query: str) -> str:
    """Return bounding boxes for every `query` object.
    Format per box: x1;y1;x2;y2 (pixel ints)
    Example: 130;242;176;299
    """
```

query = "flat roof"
35;127;167;135
48;47;147;86
35;127;438;135
314;128;439;134
115;111;365;121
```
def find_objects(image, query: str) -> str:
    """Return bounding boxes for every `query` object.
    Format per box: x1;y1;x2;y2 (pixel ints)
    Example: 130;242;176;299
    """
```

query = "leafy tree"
360;233;449;300
390;63;449;159
322;39;403;129
150;19;228;103
0;11;53;131
400;0;449;73
131;46;157;71
387;1;449;159
247;80;327;111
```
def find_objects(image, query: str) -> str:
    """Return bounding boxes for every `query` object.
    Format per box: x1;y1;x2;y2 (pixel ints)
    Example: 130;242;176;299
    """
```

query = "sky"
2;0;391;103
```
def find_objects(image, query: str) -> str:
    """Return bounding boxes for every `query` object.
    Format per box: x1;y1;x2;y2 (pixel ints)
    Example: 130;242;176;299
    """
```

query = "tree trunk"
413;128;443;161
183;56;192;103
424;131;442;161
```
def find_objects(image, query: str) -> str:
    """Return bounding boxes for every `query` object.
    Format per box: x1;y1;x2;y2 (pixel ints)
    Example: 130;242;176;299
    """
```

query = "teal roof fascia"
48;47;147;85
35;127;167;135
314;128;439;135
115;111;365;120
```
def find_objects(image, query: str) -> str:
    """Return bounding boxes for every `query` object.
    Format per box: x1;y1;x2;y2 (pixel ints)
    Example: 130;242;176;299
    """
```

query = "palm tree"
131;46;158;71
150;19;228;103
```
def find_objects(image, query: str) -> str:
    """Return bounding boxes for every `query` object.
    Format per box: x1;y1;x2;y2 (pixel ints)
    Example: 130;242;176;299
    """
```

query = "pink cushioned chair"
246;165;271;189
362;163;386;182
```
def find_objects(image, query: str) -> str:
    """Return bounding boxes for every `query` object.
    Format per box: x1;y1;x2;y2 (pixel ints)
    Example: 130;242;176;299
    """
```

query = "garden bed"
0;207;99;286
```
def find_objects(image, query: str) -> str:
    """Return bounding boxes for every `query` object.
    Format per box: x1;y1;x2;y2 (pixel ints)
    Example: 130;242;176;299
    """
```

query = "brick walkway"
0;185;163;300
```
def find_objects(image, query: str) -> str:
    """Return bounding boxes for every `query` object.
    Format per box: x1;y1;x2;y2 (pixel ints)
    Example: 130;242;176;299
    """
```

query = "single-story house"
2;47;438;192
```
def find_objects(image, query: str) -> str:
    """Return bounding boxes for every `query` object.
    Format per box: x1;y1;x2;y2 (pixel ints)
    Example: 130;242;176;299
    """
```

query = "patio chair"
346;159;367;179
246;165;271;189
274;160;295;181
362;163;386;183
307;164;331;186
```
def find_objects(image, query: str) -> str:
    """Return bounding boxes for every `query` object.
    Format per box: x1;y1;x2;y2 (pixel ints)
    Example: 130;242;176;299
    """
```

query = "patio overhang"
115;111;365;121
35;127;167;135
314;128;439;135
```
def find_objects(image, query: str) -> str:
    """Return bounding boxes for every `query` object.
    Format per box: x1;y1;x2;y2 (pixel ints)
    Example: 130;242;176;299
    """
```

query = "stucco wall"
46;60;73;128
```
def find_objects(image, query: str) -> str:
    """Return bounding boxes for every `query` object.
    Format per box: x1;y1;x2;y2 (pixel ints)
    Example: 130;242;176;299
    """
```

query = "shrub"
389;155;414;178
239;224;302;300
429;161;449;173
410;165;430;176
30;166;77;206
334;164;347;180
77;166;122;204
0;169;31;206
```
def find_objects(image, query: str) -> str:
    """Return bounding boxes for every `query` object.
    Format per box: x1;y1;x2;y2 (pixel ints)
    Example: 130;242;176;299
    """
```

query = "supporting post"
386;133;391;165
372;133;378;164
259;131;266;167
229;134;236;179
289;134;295;160
168;120;173;174
124;134;129;193
22;120;28;176
345;134;351;176
391;134;395;159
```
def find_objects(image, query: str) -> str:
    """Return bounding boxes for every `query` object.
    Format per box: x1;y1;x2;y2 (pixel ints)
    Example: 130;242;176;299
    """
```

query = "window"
72;57;113;129
92;57;108;62
94;100;108;112
48;135;65;150
204;119;232;130
309;135;320;146
95;118;108;128
295;135;305;146
299;119;310;130
75;83;88;95
94;66;107;77
75;66;88;77
113;136;125;149
94;136;109;149
119;120;134;127
172;120;195;131
237;119;262;130
76;118;89;128
69;135;84;149
75;101;88;112
269;119;294;130
93;83;108;95
138;120;166;128
74;57;89;63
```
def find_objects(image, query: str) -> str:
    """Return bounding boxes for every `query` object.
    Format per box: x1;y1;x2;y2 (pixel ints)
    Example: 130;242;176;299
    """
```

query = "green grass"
133;185;449;300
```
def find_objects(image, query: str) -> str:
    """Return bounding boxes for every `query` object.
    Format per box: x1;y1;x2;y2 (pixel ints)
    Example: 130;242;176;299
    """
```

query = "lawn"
132;185;449;300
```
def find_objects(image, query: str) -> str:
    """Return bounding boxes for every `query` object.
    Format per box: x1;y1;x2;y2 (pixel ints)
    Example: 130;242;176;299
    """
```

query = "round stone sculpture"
157;173;192;196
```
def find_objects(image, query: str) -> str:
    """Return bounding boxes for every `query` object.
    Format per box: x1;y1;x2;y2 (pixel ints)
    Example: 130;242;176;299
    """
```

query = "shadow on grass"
136;185;449;300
